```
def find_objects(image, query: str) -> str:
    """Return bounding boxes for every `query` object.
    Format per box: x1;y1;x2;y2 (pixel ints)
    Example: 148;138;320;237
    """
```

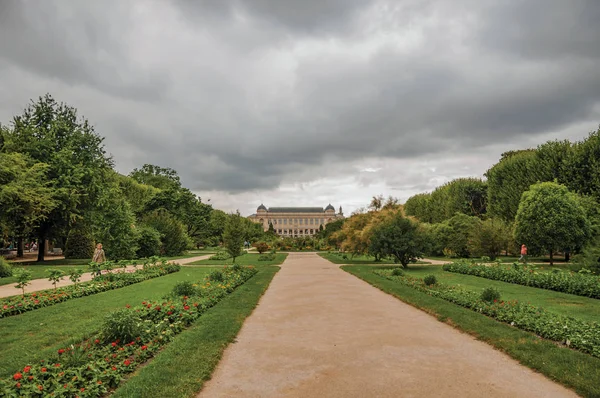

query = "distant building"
248;204;344;237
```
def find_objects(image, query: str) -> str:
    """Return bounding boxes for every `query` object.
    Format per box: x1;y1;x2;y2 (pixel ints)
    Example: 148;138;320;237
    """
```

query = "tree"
404;193;432;223
223;211;245;263
143;210;191;256
2;95;113;261
514;182;592;265
467;218;511;260
563;127;600;201
135;225;162;258
64;222;95;259
369;213;427;268
0;153;57;257
369;195;384;211
129;164;181;190
445;214;481;258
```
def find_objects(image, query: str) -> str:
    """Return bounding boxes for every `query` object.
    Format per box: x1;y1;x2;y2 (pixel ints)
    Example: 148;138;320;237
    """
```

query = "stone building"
248;204;344;237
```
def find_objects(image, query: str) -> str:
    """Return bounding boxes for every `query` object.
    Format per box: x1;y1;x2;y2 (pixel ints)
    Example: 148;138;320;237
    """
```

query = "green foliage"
209;251;232;261
143;209;192;256
514;182;592;264
0;257;12;277
563;128;600;202
223;211;245;263
172;281;197;297
391;268;404;276
369;213;427;267
47;269;64;290
480;287;501;302
68;268;84;286
574;243;600;275
467;218;511;259
404;193;432;223
136;224;162;258
443;261;600;298
207;270;224;282
255;241;269;254
258;253;276;261
64;222;95;259
423;274;437;286
445;213;481;258
13;268;32;297
101;308;143;344
129;164;181;190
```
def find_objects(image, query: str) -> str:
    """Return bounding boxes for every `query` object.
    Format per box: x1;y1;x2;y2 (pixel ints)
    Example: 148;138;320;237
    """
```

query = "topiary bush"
423;274;437;286
255;241;269;254
172;281;197;297
64;223;95;259
0;257;12;277
136;225;162;258
101;309;143;344
391;268;404;276
481;287;501;303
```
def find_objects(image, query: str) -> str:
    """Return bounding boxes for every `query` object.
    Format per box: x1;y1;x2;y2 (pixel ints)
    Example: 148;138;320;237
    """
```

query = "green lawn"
425;255;571;264
10;258;91;266
318;252;428;265
0;264;86;286
378;264;600;322
343;265;600;398
189;253;288;266
113;265;279;397
0;266;220;378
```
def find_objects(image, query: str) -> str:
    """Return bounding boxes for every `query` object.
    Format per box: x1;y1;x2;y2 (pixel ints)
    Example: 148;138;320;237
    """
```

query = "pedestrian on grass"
519;244;527;263
92;243;106;275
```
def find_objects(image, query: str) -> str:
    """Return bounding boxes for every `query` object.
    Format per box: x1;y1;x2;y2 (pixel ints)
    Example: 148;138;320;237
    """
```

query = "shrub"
101;309;143;344
172;281;196;297
208;270;224;282
423;274;437;286
209;251;232;261
232;263;242;272
136;225;162;258
391;268;404;276
0;257;12;277
255;241;269;254
143;210;192;256
64;223;95;259
481;287;501;303
258;253;275;261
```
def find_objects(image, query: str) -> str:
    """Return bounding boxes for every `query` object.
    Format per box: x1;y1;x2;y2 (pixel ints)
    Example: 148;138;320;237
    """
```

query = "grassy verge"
189;253;288;266
0;264;85;286
113;265;279;397
387;264;600;322
0;266;219;377
343;265;600;398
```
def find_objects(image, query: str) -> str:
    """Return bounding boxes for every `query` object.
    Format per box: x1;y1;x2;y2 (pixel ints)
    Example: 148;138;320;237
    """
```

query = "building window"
310;229;314;234
299;219;303;225
284;219;287;225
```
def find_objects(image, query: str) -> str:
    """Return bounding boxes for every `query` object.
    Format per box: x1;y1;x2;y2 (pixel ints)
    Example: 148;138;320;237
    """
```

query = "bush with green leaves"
172;281;197;297
254;241;269;254
101;308;143;344
143;209;192;256
68;268;84;287
391;268;404;276
209;251;232;261
0;257;12;277
480;287;501;302
423;274;437;286
64;223;95;259
47;269;64;290
13;268;32;297
136;224;162;258
208;270;224;282
258;253;276;261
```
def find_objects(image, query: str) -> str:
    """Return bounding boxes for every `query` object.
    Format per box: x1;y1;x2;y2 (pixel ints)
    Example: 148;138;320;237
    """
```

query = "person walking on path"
92;243;106;276
519;244;527;263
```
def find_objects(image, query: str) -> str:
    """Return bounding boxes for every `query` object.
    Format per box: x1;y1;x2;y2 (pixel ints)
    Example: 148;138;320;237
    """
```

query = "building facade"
248;204;344;237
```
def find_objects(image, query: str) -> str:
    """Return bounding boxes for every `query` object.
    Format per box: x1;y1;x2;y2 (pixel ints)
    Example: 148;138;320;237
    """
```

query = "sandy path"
198;252;577;398
0;255;211;298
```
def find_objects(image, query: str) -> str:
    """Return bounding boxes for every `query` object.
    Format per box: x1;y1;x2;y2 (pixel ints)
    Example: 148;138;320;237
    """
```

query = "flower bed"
374;269;600;359
0;265;257;397
0;264;181;318
443;260;600;299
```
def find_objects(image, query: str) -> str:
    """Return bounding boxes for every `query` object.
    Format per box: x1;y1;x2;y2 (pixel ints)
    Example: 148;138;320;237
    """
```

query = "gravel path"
198;252;577;398
0;255;211;298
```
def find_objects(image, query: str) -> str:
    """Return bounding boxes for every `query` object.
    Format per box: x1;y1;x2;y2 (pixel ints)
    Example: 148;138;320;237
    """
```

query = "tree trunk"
37;234;46;262
17;236;24;258
565;251;570;262
549;250;553;266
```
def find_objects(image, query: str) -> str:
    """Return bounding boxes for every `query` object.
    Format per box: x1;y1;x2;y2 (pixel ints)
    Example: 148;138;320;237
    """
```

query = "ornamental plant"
69;268;84;288
423;275;437;286
13;268;32;298
47;269;64;290
480;287;501;303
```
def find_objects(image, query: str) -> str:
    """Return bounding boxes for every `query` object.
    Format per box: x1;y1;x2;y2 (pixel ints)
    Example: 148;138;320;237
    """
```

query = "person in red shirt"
519;244;527;263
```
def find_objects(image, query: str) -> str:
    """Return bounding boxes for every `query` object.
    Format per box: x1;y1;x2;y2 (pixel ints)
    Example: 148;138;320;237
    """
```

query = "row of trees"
0;95;265;262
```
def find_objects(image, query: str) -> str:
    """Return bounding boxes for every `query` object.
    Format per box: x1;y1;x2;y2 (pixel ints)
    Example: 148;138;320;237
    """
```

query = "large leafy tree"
404;193;432;223
2;95;113;261
0;153;57;257
514;182;592;265
129;164;181;190
223;211;245;263
563;128;600;201
467;218;511;260
369;213;427;268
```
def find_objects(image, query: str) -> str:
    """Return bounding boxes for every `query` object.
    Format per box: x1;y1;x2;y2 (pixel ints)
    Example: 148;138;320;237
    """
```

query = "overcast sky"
1;0;599;216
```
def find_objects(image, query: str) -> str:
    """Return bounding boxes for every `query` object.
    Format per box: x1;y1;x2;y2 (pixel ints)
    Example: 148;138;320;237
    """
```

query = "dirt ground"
198;252;577;398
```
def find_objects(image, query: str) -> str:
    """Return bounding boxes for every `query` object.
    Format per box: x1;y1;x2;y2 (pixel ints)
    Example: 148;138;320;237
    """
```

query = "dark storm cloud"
0;0;599;196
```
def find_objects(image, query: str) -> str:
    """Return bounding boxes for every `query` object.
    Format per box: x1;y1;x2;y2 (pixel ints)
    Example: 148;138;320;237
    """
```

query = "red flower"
124;359;131;366
167;311;172;315
141;345;147;350
81;388;85;392
13;373;22;381
184;305;190;310
126;304;131;308
23;366;31;373
112;366;117;371
55;363;61;367
38;385;43;391
28;376;33;381
41;367;47;373
155;306;161;311
16;382;21;388
58;349;65;354
97;381;102;385
64;384;68;388
111;342;117;347
95;339;100;344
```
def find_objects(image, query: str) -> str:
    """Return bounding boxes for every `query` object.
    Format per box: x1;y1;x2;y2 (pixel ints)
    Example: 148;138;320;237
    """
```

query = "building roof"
325;203;335;211
267;207;325;213
257;203;267;211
